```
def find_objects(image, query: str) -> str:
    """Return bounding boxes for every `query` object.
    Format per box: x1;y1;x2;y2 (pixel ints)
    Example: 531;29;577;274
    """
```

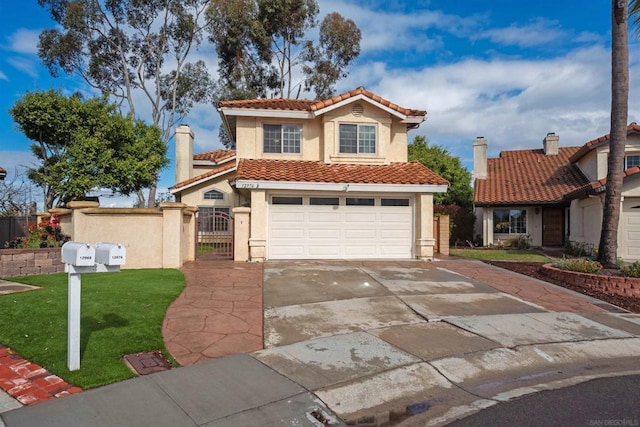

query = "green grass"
0;269;185;389
450;248;552;262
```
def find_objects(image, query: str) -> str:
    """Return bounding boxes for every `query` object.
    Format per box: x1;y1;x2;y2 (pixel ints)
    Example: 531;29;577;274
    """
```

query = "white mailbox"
95;242;126;266
61;242;95;267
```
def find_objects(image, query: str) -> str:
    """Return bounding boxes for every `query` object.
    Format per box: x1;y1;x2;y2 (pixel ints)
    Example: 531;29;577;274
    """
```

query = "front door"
542;207;564;246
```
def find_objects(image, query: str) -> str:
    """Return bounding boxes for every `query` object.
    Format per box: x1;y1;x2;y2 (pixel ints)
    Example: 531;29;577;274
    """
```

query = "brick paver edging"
0;344;82;405
541;263;640;298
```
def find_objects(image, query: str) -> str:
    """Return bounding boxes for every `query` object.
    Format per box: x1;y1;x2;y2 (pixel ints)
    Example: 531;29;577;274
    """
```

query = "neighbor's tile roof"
193;149;236;163
569;123;640;162
236;159;448;185
172;161;236;190
218;87;426;118
563;165;640;200
474;146;589;205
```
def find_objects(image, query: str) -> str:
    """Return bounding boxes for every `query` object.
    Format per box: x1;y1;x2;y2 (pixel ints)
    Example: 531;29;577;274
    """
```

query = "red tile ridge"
570;122;640;162
173;161;236;190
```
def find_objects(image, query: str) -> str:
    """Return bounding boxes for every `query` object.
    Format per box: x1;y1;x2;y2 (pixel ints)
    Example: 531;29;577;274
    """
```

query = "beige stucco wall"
177;174;239;210
52;202;197;269
577;133;640;181
415;193;435;259
568;195;603;247
232;102;409;165
235;116;323;161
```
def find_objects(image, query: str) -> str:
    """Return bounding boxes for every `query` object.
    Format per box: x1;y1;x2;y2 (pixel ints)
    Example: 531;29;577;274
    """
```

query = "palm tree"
598;0;630;268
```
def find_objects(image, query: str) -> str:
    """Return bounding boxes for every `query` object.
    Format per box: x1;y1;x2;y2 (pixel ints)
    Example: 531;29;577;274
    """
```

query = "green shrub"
552;258;602;274
621;261;640;278
508;234;530;250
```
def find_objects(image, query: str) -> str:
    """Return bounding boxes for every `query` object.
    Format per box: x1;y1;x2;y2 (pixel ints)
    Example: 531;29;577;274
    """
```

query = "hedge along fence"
0;248;64;278
541;263;640;299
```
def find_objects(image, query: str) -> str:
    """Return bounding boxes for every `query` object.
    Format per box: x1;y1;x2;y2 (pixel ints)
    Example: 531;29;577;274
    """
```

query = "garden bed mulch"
485;261;640;313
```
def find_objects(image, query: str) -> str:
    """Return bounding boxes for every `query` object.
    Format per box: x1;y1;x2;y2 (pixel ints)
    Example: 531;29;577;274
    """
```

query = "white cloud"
7;57;38;78
0;70;7;80
475;18;567;48
6;28;41;54
343;43;625;172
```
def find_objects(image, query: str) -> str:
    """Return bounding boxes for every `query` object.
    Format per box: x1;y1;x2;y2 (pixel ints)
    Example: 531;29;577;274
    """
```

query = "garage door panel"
268;195;413;259
345;229;377;239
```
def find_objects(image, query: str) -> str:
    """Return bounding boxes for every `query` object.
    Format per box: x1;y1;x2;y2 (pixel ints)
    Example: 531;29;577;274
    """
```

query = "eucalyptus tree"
207;0;361;100
37;0;214;206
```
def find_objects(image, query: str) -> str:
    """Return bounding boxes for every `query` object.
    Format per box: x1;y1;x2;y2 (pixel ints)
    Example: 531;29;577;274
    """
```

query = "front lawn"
0;269;185;389
450;248;552;262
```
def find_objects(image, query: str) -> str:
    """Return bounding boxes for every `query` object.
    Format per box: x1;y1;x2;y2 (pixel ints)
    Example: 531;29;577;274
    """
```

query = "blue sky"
1;0;638;207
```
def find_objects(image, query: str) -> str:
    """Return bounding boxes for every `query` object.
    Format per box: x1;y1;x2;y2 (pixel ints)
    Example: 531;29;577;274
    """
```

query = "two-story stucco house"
170;87;449;261
473;123;640;261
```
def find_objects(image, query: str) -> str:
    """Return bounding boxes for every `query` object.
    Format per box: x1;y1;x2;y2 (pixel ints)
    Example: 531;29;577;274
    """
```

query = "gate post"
233;207;251;261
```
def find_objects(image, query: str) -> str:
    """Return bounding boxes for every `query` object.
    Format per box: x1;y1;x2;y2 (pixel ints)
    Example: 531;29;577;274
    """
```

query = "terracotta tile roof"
172;161;236;190
563;166;640;200
236;159;448;186
474;146;589;206
569;123;640;162
193;149;236;163
218;87;426;119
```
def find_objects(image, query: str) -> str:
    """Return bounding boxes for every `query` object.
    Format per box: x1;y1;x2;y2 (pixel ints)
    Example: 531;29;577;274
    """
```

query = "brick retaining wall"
0;248;64;278
541;263;640;298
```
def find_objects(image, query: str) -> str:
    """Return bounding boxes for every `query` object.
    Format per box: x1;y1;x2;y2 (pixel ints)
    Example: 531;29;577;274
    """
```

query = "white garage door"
621;198;640;260
268;195;413;259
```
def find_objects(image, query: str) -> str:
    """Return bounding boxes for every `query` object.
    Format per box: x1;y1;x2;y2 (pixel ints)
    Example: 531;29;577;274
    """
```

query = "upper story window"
339;124;376;154
204;189;224;200
625;154;640;169
263;124;301;154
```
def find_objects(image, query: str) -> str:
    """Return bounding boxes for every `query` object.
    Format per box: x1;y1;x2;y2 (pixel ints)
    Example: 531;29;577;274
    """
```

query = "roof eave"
235;179;447;193
170;167;237;194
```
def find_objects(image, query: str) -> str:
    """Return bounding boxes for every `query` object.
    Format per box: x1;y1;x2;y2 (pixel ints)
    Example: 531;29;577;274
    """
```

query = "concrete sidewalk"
2;258;640;426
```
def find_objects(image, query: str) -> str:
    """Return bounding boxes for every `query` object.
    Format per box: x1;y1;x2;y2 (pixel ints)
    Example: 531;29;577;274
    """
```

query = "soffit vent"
352;104;364;117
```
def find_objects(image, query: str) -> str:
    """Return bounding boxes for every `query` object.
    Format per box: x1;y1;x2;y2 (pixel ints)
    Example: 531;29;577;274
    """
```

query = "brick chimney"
473;136;488;179
543;132;559;155
175;124;194;184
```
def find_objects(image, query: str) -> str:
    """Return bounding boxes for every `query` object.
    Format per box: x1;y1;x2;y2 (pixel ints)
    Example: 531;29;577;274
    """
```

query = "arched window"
204;189;223;200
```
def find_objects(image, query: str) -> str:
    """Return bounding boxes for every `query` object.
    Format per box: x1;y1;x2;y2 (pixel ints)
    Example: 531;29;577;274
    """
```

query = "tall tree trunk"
598;0;629;268
147;181;158;208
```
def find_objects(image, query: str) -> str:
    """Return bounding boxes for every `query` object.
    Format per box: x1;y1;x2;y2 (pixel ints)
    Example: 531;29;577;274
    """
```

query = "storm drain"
123;351;172;375
345;401;431;426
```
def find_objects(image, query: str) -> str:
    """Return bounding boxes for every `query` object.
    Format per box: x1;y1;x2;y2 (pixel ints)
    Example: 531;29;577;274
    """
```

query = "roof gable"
569;123;640;163
217;87;426;122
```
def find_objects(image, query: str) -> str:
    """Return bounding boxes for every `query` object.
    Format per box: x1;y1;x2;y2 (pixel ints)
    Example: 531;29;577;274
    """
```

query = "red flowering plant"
5;213;70;249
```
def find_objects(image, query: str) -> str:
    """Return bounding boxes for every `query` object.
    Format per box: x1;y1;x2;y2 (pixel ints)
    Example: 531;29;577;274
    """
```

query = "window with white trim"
263;124;301;153
203;189;224;200
493;209;527;234
339;124;376;154
625;154;640;169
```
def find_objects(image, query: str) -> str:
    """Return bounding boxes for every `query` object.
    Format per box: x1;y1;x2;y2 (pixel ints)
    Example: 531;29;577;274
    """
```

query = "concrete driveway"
257;260;640;425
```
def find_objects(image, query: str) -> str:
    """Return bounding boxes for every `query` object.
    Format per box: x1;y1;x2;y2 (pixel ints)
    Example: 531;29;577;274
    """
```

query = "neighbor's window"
203;189;224;200
339;124;376;154
263;124;301;154
625;154;640;169
493;209;527;234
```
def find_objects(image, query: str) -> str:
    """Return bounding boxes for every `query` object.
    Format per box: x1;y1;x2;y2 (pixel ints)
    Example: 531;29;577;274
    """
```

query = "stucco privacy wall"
46;201;197;269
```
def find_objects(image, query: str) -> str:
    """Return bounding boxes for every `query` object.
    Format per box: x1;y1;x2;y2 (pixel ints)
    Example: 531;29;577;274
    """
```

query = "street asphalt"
2;261;640;426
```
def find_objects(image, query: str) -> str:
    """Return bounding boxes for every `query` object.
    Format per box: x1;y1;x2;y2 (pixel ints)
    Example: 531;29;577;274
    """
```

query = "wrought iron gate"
197;211;234;259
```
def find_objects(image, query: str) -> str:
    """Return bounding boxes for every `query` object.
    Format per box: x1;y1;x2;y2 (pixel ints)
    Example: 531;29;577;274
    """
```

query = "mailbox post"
61;242;126;371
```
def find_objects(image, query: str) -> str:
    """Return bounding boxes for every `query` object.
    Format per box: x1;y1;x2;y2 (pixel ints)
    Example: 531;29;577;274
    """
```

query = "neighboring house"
170;87;449;261
473;123;640;261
